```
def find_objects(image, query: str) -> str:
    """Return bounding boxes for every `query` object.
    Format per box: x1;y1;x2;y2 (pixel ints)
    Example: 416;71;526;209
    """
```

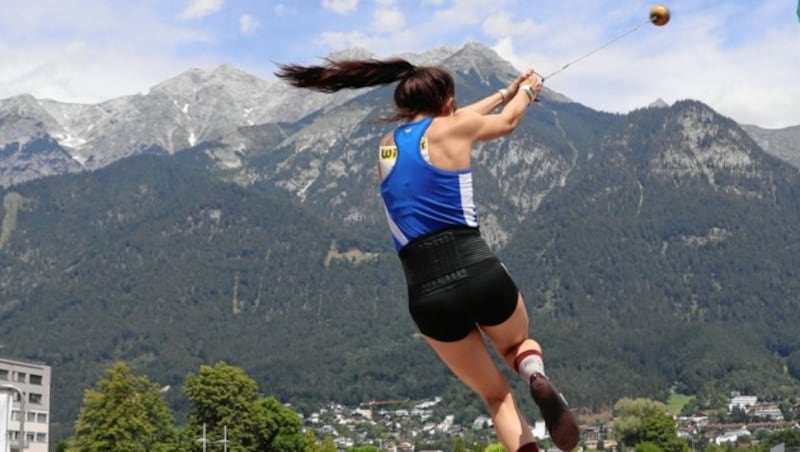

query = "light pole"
0;383;25;451
196;423;230;451
215;426;229;452
196;423;209;452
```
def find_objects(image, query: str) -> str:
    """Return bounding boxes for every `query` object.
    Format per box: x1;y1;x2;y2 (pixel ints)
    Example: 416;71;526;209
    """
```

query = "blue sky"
1;0;798;128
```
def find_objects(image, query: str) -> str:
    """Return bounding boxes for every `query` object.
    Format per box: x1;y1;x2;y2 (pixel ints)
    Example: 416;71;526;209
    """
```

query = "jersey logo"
380;146;398;160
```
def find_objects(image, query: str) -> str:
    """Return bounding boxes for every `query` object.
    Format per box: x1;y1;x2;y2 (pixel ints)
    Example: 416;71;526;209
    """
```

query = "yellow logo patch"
380;146;397;160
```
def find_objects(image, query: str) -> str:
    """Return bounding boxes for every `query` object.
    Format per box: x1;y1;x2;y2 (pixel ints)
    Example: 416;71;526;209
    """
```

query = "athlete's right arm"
451;72;542;142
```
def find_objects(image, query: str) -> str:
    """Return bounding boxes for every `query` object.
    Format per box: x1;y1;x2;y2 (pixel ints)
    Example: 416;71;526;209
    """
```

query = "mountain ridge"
0;43;613;186
1;42;796;188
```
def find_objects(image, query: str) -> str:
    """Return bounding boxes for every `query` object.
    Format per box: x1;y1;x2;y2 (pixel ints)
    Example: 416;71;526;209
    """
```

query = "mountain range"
1;42;799;444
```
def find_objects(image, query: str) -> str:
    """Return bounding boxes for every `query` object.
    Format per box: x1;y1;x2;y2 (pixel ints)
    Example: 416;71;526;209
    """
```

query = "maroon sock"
517;442;539;452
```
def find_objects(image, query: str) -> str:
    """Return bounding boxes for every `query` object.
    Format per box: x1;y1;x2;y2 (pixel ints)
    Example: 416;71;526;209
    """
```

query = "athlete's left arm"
458;69;533;115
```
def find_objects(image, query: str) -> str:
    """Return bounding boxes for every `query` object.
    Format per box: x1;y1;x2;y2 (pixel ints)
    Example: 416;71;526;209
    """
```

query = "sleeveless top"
379;117;479;251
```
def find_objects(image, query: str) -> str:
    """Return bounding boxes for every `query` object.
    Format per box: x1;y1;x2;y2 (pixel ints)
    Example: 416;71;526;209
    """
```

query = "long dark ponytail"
275;57;455;121
275;58;416;92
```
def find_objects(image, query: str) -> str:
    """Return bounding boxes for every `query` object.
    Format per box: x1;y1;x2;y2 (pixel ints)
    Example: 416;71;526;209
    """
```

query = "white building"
531;420;549;441
0;357;52;452
715;428;751;445
728;395;758;412
352;408;373;420
471;415;493;430
754;405;784;421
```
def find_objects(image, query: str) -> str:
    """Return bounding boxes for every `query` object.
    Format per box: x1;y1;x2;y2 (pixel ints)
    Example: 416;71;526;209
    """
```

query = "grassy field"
667;392;695;415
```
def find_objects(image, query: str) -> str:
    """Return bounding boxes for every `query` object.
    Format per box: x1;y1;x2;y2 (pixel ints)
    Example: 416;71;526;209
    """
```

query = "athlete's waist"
398;226;495;288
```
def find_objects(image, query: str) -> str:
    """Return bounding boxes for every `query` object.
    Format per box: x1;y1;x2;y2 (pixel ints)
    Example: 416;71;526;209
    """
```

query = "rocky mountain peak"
0;93;39;112
634;100;774;197
649;98;669;108
444;41;518;80
0;94;64;143
398;46;457;66
0;94;59;124
326;47;376;61
149;64;272;99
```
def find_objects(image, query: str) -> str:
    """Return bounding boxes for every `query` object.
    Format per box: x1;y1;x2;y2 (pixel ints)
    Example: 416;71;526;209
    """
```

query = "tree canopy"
69;362;177;452
68;361;317;451
183;361;310;451
613;397;688;452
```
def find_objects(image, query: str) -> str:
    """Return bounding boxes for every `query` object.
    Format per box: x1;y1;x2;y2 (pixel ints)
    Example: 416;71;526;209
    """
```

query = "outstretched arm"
457;69;534;115
450;71;542;142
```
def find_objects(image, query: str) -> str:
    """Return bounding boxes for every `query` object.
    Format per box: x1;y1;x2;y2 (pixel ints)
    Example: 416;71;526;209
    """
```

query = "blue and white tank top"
379;117;478;251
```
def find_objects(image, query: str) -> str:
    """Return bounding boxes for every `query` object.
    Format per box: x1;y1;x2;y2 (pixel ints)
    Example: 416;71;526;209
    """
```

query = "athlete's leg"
424;328;537;451
481;294;580;451
480;293;541;369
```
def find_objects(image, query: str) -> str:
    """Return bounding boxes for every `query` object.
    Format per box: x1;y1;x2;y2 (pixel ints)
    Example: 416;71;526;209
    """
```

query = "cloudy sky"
1;0;797;128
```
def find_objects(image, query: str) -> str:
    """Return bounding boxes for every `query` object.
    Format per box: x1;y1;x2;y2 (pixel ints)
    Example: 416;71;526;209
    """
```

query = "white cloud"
482;11;542;40
0;2;214;104
239;14;260;34
179;0;224;20
0;41;197;104
274;4;296;17
373;8;406;34
433;0;514;27
433;7;479;27
64;40;89;57
321;0;359;15
316;30;370;50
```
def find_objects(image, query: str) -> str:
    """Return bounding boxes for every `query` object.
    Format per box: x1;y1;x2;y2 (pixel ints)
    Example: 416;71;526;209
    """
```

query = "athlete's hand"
520;71;542;91
530;72;543;95
517;71;543;104
506;69;534;96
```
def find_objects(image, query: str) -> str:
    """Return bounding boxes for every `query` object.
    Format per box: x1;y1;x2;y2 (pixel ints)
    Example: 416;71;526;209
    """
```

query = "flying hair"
275;58;418;93
275;56;455;122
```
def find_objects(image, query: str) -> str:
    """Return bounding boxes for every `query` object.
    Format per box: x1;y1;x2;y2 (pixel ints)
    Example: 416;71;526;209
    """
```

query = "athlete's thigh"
424;328;511;400
480;294;530;356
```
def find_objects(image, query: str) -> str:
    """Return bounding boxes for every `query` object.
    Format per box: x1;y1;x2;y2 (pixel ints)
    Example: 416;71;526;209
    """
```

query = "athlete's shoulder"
452;109;483;123
380;131;395;147
432;110;482;128
429;110;482;140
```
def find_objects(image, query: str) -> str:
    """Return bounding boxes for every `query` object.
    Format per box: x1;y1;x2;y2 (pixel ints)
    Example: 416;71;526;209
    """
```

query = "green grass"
667;392;695;415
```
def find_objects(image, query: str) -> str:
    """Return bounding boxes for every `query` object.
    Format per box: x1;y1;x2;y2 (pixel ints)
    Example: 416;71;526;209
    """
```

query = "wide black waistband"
399;227;495;290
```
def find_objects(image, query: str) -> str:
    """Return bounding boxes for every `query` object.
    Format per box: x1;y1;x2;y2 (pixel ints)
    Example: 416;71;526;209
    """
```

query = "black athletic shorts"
399;227;519;342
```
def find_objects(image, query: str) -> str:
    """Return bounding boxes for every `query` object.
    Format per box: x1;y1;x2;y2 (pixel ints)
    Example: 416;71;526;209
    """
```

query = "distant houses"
303;396;563;451
304;391;797;451
726;394;785;422
675;393;793;448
